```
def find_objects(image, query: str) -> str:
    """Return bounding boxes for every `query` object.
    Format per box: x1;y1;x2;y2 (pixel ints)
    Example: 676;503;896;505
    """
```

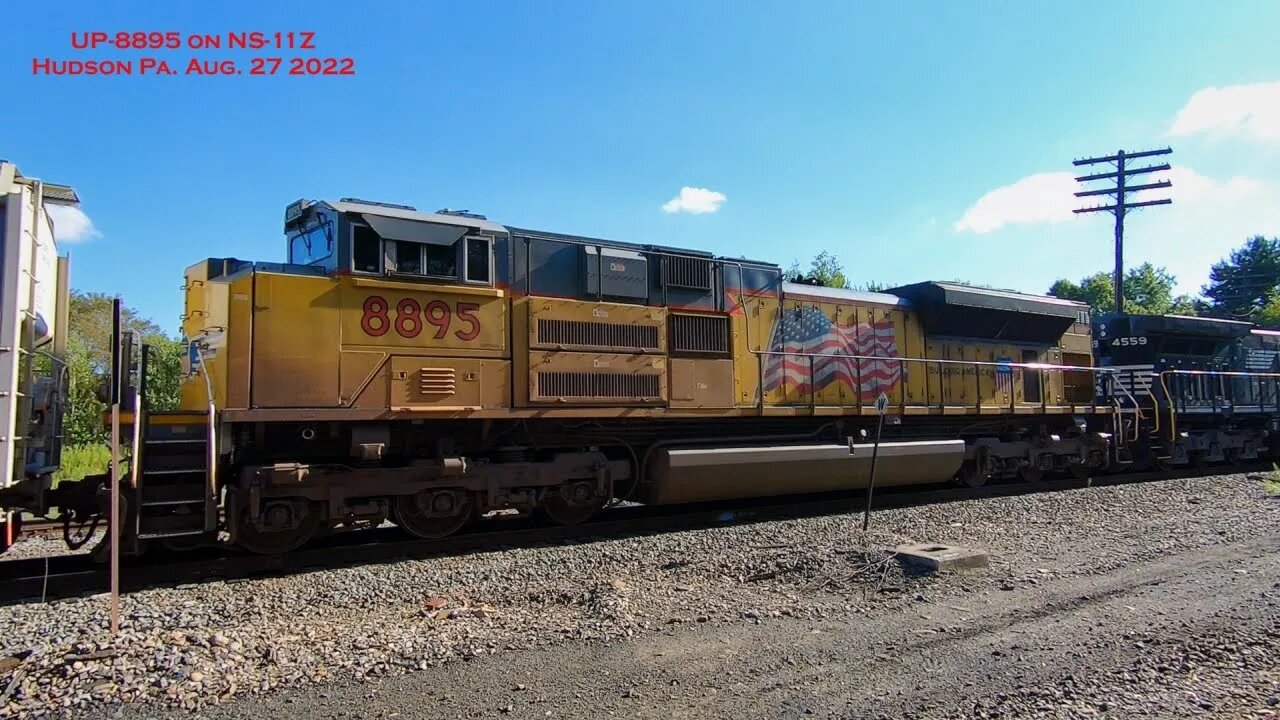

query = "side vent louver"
536;372;660;400
670;314;730;356
662;256;714;291
418;368;456;396
536;319;660;352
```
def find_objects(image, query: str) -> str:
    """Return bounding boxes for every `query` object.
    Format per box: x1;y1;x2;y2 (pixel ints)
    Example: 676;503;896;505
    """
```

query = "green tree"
63;292;182;445
784;251;851;288
1258;291;1280;328
1048;263;1197;316
1125;263;1199;316
1201;236;1280;321
1048;274;1116;314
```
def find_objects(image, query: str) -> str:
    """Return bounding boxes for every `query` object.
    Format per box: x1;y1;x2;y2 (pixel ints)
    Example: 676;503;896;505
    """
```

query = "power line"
1072;148;1173;315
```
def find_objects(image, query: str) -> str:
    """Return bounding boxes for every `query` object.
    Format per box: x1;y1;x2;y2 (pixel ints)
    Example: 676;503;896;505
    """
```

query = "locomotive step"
137;513;205;539
144;438;206;446
137;529;204;540
139;484;207;506
141;467;205;476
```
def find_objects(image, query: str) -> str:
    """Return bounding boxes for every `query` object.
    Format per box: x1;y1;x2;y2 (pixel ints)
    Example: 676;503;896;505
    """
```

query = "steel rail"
1;462;1269;606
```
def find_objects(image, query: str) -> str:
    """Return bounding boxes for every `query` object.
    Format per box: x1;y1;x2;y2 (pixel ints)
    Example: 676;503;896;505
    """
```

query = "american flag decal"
762;305;902;401
996;356;1014;396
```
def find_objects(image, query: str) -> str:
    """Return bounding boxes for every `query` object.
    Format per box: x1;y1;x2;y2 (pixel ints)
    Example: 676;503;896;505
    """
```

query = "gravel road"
2;472;1278;719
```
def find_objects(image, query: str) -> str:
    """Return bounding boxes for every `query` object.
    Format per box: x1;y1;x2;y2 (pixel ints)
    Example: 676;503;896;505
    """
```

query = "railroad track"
0;464;1268;605
14;519;64;537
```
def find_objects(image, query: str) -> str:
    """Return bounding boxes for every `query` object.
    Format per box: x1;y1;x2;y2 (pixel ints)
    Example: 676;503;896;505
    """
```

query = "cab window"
465;236;491;283
425;243;457;278
288;221;334;266
357;227;495;286
394;241;422;274
352;225;381;273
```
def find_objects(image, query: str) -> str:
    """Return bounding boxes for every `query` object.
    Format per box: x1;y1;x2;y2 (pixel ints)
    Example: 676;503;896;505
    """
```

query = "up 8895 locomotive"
128;197;1118;554
3;190;1277;555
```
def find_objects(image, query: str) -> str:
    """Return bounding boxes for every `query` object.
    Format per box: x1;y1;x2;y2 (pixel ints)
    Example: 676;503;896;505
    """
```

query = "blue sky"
5;1;1280;333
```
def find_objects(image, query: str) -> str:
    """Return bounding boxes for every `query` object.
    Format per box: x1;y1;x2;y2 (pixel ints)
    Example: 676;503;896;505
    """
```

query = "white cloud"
1168;81;1280;144
955;166;1267;238
954;165;1280;295
46;204;101;243
953;172;1077;234
661;186;726;214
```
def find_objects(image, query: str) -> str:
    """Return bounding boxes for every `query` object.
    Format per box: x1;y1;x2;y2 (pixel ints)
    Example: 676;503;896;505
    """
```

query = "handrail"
754;349;1112;372
1103;373;1144;444
1156;369;1280;378
127;347;149;541
1157;369;1280;447
192;340;219;532
1103;375;1126;450
752;348;1123;411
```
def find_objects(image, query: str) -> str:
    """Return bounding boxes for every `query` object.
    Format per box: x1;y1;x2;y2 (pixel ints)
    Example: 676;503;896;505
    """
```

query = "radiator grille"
418;368;456;396
536;318;660;351
536;371;660;400
670;314;730;356
663;256;713;291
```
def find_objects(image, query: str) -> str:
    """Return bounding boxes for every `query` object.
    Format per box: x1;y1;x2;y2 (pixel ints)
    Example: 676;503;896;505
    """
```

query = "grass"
1264;464;1280;497
56;443;111;485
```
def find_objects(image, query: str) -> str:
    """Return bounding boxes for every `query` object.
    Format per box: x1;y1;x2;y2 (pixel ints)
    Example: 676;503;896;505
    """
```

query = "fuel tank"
642;439;966;505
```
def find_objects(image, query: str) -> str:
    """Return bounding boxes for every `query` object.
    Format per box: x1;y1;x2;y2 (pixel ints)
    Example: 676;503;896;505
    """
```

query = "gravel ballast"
1;473;1278;718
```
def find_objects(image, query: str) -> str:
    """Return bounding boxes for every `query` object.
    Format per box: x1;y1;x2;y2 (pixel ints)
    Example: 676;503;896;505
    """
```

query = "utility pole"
1073;148;1173;315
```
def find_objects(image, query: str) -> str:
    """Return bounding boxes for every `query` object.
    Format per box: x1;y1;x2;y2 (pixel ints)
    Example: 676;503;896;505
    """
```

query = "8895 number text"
360;296;481;341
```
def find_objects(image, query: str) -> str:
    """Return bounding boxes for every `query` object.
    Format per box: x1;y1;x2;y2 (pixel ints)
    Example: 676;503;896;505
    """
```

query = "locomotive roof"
1106;312;1256;339
323;199;509;235
887;281;1086;318
780;282;911;307
506;225;780;268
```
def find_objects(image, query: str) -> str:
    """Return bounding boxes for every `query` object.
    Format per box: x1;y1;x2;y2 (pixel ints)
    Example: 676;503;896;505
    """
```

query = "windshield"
289;220;334;266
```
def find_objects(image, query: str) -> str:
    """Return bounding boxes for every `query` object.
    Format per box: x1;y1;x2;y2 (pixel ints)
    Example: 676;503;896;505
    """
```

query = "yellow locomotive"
119;197;1113;553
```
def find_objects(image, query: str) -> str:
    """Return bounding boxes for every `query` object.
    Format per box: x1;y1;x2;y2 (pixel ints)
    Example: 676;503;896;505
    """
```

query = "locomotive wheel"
235;500;322;555
394;490;472;539
540;481;608;525
1066;462;1091;480
958;462;988;489
1017;465;1045;483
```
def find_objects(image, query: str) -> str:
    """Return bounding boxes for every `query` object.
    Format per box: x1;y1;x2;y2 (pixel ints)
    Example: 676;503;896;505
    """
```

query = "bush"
56;443;111;485
63;292;184;447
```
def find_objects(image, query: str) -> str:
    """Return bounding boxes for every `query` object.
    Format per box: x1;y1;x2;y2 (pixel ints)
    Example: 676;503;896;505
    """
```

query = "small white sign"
875;392;890;414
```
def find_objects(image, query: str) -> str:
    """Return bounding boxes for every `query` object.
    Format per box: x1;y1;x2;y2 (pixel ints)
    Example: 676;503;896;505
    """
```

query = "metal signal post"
860;391;891;533
1073;147;1173;315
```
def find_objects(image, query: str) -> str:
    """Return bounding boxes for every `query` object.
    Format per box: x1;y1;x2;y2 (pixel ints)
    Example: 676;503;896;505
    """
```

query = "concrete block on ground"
894;543;989;572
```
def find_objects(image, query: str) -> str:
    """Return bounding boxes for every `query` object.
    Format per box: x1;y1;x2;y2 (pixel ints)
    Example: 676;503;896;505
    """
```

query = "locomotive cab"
283;198;505;286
